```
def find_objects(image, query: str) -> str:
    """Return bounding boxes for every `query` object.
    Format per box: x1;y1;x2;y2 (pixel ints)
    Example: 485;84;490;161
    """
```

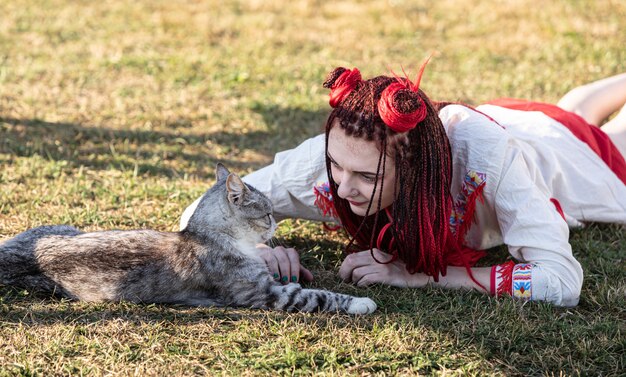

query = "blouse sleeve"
493;146;584;307
242;134;330;222
179;134;331;230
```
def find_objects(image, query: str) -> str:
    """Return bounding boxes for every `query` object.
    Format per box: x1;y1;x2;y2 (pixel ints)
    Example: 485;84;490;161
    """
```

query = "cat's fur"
0;164;376;314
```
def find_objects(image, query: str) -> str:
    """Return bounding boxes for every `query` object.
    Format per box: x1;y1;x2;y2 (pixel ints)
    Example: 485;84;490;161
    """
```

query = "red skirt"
486;98;626;185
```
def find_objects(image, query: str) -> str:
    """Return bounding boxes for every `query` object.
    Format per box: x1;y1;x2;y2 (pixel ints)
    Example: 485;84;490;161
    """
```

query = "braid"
392;93;453;277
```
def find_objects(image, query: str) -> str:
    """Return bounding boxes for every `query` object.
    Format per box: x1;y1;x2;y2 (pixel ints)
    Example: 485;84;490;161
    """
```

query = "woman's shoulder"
440;105;513;208
439;105;511;170
439;104;509;142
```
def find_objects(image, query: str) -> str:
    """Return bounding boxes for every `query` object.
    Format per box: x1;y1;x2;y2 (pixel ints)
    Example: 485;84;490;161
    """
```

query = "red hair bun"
377;81;427;133
323;67;362;108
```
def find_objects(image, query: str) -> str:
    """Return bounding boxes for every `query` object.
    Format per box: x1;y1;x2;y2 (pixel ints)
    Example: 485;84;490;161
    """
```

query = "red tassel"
456;181;485;243
445;179;488;291
495;261;515;296
446;246;487;267
313;182;338;218
446;180;487;268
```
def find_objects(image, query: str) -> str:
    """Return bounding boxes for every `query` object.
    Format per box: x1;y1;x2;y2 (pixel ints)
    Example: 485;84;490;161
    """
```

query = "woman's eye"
360;174;376;183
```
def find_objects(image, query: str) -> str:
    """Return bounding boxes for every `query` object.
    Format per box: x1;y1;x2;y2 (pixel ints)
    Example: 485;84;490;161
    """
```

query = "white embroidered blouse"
180;104;626;307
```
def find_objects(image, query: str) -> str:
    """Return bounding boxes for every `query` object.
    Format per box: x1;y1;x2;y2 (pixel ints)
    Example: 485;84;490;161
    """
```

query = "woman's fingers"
272;246;293;284
256;245;314;284
354;273;383;287
283;247;315;283
285;247;302;283
351;265;385;286
256;245;281;281
339;248;393;281
299;265;315;282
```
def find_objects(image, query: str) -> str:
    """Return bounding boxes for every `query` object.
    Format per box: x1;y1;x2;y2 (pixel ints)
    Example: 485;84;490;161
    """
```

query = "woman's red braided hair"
323;60;458;281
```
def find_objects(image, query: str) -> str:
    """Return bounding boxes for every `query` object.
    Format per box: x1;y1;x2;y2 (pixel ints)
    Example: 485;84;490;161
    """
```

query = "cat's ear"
226;173;248;205
216;163;230;182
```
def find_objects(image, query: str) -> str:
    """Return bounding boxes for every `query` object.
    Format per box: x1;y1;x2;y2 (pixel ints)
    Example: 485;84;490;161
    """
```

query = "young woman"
180;67;626;307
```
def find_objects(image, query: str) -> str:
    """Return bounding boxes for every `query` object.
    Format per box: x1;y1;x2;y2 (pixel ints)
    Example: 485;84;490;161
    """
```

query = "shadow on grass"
0;104;328;179
249;102;327;152
0;284;364;330
0;292;338;327
0;117;268;179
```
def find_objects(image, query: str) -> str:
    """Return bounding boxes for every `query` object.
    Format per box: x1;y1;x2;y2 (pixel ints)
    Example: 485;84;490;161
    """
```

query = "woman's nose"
336;173;355;199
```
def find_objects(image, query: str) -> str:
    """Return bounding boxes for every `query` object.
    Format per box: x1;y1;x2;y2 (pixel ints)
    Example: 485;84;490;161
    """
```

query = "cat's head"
186;164;277;244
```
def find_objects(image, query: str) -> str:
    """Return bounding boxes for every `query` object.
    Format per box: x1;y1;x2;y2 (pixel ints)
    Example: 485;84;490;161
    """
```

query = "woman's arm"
491;148;584;306
340;149;584;306
339;248;491;292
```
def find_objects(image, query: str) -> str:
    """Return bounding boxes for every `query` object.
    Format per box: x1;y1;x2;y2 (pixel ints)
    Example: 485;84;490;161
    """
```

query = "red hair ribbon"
377;56;431;133
328;68;362;108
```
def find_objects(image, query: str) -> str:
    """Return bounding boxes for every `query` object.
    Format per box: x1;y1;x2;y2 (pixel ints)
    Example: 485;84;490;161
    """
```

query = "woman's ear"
226;173;247;205
216;163;231;182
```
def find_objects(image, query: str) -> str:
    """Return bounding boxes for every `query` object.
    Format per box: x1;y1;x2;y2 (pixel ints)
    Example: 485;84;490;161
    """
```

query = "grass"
1;0;625;375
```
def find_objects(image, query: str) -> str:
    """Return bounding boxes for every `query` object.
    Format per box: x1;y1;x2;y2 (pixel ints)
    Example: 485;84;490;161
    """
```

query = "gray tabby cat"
0;164;376;314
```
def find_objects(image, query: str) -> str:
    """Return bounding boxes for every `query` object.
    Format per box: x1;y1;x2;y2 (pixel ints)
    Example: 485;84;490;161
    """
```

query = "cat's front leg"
267;283;376;314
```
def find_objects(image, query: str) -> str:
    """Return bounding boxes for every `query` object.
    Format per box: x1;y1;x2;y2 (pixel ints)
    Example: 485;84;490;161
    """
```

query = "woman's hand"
338;248;430;288
256;245;314;284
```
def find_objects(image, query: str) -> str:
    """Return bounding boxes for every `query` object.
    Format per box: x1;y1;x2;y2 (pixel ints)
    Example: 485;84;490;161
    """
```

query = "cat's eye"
254;213;272;227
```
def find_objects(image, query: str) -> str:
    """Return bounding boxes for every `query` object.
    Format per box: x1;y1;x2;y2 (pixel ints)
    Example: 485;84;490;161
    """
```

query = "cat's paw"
347;297;377;315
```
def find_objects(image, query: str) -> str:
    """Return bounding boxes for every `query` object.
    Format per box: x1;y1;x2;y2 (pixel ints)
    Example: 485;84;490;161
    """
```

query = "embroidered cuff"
512;263;533;299
490;261;534;300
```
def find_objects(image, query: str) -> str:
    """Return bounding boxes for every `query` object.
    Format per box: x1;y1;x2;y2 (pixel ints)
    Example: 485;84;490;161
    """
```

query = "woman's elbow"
530;263;583;307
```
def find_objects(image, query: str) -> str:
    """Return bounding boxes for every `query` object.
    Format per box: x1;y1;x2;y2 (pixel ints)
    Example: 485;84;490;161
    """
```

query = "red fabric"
487;98;626;185
550;198;566;221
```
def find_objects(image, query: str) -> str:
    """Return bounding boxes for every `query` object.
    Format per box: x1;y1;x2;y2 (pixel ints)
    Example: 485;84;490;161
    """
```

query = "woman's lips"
348;199;369;206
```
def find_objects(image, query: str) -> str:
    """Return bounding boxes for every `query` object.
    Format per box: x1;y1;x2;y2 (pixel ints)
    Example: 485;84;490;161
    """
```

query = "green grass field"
1;0;625;375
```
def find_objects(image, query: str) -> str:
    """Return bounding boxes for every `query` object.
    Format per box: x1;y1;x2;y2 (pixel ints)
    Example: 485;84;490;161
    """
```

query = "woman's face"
327;125;397;216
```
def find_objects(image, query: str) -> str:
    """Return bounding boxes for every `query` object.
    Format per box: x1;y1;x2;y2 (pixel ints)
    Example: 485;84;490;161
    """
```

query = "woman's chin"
349;204;370;216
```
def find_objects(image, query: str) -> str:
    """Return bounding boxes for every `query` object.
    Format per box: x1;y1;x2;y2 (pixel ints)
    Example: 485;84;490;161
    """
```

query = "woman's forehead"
328;126;375;151
328;127;391;171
